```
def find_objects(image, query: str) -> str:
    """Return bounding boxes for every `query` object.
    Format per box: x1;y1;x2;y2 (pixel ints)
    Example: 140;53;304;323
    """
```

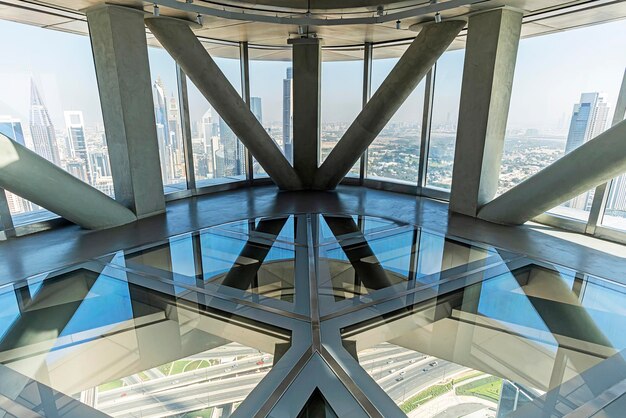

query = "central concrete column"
289;38;322;188
87;5;165;218
449;8;522;216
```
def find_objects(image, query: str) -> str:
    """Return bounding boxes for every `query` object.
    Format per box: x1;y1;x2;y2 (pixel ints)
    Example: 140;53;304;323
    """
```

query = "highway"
93;343;469;417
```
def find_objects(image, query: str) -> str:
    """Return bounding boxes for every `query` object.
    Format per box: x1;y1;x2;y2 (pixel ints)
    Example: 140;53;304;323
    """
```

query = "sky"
0;18;625;131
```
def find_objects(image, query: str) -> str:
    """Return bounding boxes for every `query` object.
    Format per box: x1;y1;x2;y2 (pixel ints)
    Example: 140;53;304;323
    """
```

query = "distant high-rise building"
283;67;293;162
218;117;244;177
0;116;25;146
564;93;609;154
64;111;87;161
30;79;60;165
564;93;610;210
153;77;175;183
251;97;263;124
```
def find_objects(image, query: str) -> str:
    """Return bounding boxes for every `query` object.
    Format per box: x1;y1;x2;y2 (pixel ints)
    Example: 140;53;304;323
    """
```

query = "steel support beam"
87;5;166;218
0;133;136;229
478;119;626;225
289;37;322;188
145;16;303;190
313;20;466;190
449;8;522;216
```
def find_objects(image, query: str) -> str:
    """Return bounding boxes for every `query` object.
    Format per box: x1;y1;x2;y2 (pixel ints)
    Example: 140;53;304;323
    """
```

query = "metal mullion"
418;64;436;189
0;188;15;238
359;42;373;184
240;41;254;183
176;64;196;191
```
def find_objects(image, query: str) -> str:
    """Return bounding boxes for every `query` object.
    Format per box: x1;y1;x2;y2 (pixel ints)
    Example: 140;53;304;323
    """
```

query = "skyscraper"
564;93;609;154
0;116;25;146
282;67;293;162
153;77;174;183
30;79;60;166
64;111;87;161
564;92;610;210
251;97;263;124
218;117;243;177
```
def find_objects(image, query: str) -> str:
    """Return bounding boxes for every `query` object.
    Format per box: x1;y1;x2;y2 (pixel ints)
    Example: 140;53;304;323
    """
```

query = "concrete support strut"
312;20;465;190
478;119;626;225
87;5;166;218
145;16;303;190
0;133;136;229
290;38;322;188
449;8;522;216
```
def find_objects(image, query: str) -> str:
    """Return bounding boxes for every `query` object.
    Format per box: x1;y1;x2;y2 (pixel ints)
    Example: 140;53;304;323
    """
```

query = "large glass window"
367;51;425;184
501;20;626;222
187;52;245;186
147;47;186;193
249;55;293;178
0;20;110;225
426;49;465;190
321;59;363;176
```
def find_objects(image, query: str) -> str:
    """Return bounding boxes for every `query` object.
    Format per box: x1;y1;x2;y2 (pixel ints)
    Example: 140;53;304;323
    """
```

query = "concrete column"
144;16;303;190
289;38;321;188
0;133;136;229
449;8;522;216
313;20;465;190
87;5;165;218
478;119;626;225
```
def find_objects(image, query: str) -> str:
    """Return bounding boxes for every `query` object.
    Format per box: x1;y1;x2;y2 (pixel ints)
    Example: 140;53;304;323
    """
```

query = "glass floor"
0;213;625;417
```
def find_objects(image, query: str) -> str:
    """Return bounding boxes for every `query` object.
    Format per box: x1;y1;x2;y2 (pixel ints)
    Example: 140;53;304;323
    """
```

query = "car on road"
388;369;396;374
395;377;404;382
399;371;406;376
409;359;417;364
422;368;429;372
386;360;394;364
429;361;438;367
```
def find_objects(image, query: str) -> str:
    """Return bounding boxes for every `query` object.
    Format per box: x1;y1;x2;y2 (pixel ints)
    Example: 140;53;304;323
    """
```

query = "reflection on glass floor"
1;213;626;417
0;265;290;417
342;261;626;417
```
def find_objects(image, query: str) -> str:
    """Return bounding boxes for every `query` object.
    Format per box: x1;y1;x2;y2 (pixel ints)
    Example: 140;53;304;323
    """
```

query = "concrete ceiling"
0;0;625;61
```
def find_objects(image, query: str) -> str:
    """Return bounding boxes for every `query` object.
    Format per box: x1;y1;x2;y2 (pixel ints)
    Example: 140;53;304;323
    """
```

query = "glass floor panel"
1;213;625;417
0;265;291;418
106;230;297;303
342;261;626;417
209;215;300;246
317;227;502;302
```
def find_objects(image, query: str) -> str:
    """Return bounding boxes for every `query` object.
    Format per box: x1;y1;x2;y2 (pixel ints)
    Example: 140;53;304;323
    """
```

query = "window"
367;51;425;184
321;59;363;177
147;47;186;193
187;52;245;186
426;49;465;190
249;55;293;178
0;20;110;225
501;20;626;222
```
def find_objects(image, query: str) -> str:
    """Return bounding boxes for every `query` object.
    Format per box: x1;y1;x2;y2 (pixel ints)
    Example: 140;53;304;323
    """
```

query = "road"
93;343;470;417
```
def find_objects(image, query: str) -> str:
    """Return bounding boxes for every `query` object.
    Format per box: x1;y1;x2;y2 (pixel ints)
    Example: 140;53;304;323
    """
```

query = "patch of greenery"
455;376;502;403
400;382;453;413
98;380;124;392
181;407;213;418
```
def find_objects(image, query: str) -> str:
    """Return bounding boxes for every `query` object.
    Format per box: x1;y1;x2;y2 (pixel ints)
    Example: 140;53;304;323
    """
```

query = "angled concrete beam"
478;119;626;225
449;8;522;216
87;5;165;218
0;133;137;229
144;16;303;190
313;20;465;190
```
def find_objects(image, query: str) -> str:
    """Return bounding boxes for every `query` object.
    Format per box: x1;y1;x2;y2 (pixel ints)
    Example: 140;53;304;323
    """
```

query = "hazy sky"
0;18;625;132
